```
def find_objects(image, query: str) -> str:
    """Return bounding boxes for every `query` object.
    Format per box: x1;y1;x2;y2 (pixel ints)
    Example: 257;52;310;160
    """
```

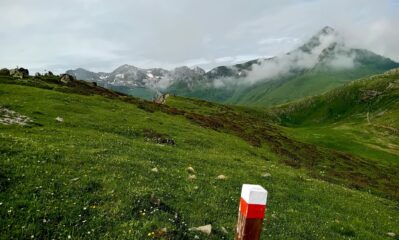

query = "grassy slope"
1;75;398;239
271;68;399;198
228;64;399;107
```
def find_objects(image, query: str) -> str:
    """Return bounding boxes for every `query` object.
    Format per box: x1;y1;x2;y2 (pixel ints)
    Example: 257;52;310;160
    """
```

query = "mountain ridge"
66;26;399;105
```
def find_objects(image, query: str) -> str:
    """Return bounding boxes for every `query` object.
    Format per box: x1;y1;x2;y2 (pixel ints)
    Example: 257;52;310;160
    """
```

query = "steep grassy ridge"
271;68;399;201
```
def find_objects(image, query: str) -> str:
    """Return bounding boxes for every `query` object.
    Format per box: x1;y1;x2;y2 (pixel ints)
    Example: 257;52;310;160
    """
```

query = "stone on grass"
189;224;212;235
186;166;195;174
262;173;271;178
155;228;167;237
188;174;196;180
60;74;75;84
150;193;160;207
151;167;159;173
55;117;64;122
216;175;227;180
386;232;396;237
0;107;33;126
221;226;228;234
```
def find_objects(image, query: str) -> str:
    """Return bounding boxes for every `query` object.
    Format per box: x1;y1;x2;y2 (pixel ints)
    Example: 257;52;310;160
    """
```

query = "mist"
0;0;397;73
210;30;357;88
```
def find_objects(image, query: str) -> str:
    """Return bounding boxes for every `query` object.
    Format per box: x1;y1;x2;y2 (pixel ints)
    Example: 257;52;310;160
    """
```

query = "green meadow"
1;72;398;239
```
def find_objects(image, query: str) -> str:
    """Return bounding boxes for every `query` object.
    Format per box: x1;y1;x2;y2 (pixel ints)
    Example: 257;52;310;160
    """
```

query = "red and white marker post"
235;184;268;240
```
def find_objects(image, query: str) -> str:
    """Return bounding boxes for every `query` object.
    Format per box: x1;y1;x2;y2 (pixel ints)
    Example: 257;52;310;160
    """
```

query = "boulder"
188;174;196;180
154;93;170;104
189;224;212;235
216;175;227;180
262;172;271;178
186;166;196;174
10;68;29;79
60;74;76;84
55;117;64;122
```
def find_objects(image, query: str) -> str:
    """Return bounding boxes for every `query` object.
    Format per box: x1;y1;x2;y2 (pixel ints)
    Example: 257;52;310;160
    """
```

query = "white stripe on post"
235;184;268;240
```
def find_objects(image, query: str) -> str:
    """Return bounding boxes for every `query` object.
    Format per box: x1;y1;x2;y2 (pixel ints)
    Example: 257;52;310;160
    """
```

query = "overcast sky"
0;0;398;73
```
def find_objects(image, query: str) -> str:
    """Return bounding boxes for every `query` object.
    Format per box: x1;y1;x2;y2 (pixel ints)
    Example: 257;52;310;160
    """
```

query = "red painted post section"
235;184;268;240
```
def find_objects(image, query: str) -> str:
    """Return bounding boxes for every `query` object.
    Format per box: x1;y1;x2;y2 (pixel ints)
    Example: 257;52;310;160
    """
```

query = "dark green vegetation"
1;71;398;239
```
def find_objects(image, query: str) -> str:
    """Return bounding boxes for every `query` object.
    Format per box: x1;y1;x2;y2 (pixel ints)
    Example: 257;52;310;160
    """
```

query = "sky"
0;0;398;73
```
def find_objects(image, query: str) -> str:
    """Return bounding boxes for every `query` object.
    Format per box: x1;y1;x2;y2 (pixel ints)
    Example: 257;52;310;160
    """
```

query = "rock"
386;232;396;237
60;74;76;84
220;226;228;234
151;167;159;173
0;68;10;76
10;68;29;79
34;72;42;77
186;167;195;174
154;93;170;104
150;193;161;207
154;227;167;237
188;174;196;180
262;173;271;178
189;224;212;235
0;107;33;126
55;117;64;122
216;175;227;180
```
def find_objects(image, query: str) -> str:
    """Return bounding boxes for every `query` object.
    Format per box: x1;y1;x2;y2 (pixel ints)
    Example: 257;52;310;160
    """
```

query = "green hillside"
1;73;398;239
165;28;399;108
270;68;399;193
228;57;399;107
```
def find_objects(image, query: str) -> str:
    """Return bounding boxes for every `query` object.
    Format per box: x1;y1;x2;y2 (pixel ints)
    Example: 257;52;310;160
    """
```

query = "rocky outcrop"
154;93;170;104
60;74;76;84
10;68;29;79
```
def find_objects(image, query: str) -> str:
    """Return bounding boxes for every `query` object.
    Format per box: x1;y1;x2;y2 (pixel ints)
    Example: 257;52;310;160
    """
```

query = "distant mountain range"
67;26;399;106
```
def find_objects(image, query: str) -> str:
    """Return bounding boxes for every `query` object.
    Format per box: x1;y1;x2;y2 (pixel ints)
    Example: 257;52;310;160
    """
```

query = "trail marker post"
235;184;268;240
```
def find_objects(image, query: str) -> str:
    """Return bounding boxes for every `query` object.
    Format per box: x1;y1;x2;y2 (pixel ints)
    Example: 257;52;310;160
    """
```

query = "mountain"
66;27;399;107
67;64;207;100
1;70;398;239
167;26;399;106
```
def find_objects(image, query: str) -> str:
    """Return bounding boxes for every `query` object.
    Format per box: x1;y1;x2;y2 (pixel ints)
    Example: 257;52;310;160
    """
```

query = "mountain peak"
298;26;340;53
319;26;336;35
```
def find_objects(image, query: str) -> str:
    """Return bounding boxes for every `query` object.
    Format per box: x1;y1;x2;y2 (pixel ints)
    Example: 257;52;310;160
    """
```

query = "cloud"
211;30;357;88
257;37;299;45
0;0;397;73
